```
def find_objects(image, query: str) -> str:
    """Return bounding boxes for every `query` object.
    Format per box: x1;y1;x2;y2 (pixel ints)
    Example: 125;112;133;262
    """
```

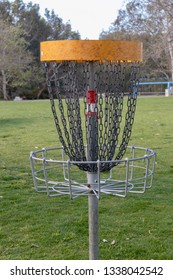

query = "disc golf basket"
30;40;156;260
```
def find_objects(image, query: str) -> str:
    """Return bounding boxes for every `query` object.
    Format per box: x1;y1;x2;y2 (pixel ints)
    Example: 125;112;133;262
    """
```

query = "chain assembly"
45;61;140;172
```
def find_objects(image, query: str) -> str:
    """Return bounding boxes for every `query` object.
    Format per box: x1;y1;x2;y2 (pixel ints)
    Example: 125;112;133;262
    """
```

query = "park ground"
0;97;173;259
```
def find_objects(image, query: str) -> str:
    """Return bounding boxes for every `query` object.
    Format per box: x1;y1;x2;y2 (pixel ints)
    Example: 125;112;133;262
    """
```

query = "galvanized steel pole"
87;62;99;260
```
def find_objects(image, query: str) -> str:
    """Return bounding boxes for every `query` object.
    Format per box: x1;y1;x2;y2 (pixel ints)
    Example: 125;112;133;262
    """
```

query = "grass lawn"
0;97;173;260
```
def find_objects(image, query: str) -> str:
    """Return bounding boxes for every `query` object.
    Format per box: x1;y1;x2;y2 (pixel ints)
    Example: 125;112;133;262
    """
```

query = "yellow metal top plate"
40;40;143;62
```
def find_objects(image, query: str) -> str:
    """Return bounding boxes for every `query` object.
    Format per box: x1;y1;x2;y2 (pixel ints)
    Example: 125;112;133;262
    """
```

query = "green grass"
0;97;173;260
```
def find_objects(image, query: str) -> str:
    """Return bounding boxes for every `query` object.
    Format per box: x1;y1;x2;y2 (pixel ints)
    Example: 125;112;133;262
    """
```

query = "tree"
100;0;173;81
10;0;50;61
44;9;80;40
0;20;33;100
0;0;81;99
0;0;13;22
9;1;80;61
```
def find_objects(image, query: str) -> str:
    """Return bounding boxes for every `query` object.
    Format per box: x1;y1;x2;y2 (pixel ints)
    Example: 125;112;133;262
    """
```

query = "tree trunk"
170;49;173;81
37;84;47;99
1;70;9;100
167;38;173;81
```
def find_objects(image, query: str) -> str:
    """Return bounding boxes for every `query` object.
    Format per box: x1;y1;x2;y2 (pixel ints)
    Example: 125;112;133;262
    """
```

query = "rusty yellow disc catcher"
40;40;143;62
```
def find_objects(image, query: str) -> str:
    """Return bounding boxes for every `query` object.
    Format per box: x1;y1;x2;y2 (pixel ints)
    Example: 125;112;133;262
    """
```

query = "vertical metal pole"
86;62;99;260
88;173;99;260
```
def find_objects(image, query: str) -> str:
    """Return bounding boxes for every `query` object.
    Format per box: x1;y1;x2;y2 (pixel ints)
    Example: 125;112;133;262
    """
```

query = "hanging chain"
44;61;140;172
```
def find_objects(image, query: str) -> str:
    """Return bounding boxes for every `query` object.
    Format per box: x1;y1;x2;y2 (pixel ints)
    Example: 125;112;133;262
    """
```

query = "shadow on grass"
0;117;35;128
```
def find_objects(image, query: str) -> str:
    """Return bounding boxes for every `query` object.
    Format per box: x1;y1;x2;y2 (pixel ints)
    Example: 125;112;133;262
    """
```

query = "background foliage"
1;0;173;99
0;0;80;100
100;0;173;81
